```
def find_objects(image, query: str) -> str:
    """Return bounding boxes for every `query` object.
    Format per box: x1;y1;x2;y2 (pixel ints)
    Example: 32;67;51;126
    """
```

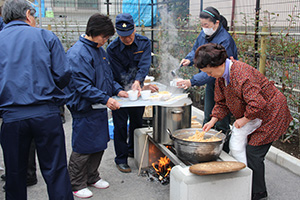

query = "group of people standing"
176;6;292;200
0;0;155;199
0;1;292;200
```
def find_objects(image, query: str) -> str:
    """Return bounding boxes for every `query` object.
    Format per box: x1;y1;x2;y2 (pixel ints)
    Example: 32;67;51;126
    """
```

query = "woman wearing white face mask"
177;7;237;152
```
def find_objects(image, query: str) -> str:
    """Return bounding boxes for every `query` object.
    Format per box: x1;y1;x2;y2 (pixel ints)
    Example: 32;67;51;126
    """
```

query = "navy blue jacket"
0;17;5;31
106;33;151;89
186;25;238;86
65;35;123;113
0;21;70;122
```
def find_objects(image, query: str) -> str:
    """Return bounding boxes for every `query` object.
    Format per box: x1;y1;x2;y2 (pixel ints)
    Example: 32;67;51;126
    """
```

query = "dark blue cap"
115;13;135;37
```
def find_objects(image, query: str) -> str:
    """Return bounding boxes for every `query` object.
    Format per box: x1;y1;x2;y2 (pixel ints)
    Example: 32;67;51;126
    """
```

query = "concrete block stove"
134;127;252;200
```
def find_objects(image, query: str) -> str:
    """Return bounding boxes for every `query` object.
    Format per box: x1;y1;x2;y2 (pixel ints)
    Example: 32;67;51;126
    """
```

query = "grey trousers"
68;150;104;191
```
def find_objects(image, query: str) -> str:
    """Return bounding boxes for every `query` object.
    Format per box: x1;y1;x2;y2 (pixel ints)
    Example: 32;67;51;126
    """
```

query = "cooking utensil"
210;130;222;139
189;161;246;175
138;134;149;176
167;128;226;163
171;64;183;77
153;98;192;144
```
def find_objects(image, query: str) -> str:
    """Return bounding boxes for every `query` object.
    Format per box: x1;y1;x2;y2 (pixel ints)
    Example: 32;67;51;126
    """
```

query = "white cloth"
229;118;262;165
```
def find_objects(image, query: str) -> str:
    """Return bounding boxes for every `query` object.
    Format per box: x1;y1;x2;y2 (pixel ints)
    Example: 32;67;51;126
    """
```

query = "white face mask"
203;27;216;36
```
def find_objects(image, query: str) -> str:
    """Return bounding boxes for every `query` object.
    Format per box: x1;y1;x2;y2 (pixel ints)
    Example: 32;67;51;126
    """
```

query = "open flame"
152;156;172;180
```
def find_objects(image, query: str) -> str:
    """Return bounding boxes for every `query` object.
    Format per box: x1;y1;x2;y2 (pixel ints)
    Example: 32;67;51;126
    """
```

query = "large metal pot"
153;98;192;145
167;128;226;163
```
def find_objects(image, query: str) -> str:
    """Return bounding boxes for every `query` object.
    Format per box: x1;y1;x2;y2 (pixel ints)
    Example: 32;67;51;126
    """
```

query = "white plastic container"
170;78;183;87
159;91;172;101
127;90;138;101
149;94;162;102
144;76;155;85
140;90;151;100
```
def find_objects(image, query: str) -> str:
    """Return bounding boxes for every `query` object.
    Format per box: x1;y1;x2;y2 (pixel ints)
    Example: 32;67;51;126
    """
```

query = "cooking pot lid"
160;98;192;107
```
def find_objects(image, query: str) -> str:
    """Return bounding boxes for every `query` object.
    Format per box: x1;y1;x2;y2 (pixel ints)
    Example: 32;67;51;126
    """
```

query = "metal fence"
31;0;300;114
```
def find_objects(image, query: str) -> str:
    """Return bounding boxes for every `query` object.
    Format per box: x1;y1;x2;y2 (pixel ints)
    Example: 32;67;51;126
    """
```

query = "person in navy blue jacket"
0;5;5;31
65;13;127;199
0;0;73;199
177;7;238;149
107;13;151;173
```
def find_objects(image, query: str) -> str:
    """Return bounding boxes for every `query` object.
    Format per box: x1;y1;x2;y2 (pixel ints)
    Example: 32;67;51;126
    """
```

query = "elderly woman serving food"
198;43;292;200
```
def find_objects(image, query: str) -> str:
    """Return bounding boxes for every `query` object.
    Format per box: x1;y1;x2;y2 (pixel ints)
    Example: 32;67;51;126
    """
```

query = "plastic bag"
229;118;262;165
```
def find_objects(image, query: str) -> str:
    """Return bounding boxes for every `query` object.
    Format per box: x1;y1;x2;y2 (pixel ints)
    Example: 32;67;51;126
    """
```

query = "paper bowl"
141;90;151;100
170;78;183;87
127;90;138;101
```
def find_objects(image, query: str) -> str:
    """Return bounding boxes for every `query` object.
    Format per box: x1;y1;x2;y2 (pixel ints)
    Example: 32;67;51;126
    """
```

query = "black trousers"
112;107;144;164
246;142;272;194
0;114;73;200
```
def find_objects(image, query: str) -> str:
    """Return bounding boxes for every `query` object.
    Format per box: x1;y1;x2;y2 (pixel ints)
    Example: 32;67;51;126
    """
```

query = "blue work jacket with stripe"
106;33;151;89
0;21;70;122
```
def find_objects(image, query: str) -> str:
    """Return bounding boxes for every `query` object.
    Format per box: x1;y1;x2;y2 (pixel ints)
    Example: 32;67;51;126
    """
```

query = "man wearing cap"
107;13;151;173
0;0;73;199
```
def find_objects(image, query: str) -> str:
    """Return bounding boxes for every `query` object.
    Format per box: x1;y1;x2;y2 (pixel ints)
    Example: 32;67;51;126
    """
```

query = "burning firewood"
143;156;172;185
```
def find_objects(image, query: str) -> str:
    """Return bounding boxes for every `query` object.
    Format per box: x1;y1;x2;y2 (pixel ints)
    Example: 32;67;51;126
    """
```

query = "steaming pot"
152;98;192;144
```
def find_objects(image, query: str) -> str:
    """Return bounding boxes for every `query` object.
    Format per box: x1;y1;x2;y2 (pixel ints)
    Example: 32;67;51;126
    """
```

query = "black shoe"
116;163;131;173
128;152;134;158
26;179;38;186
1;174;5;181
252;191;268;200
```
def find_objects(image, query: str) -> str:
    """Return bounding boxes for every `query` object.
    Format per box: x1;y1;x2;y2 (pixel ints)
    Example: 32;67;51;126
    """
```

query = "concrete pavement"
0;108;299;199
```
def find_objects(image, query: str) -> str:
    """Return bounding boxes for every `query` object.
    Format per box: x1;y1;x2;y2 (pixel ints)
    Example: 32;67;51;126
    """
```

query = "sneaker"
73;188;93;199
91;179;109;189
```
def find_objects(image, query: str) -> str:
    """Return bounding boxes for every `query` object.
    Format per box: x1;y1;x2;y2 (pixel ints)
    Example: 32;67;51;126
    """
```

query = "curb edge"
266;146;300;176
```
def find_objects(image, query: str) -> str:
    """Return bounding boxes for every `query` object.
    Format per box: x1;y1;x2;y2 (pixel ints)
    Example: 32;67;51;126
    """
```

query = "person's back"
0;1;73;199
0;21;70;123
0;22;68;107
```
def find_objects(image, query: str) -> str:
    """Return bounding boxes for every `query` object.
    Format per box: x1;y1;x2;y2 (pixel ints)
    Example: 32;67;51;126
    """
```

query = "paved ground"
0;109;299;199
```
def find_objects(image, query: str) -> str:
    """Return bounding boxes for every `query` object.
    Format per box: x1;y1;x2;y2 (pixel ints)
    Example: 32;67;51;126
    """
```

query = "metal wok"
167;128;226;163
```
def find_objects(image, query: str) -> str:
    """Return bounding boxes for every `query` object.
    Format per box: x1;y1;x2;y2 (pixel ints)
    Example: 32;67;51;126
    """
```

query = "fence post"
259;20;268;75
151;0;154;64
254;0;261;68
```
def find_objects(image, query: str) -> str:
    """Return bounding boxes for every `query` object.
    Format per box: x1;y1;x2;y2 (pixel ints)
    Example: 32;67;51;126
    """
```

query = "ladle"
171;64;183;77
